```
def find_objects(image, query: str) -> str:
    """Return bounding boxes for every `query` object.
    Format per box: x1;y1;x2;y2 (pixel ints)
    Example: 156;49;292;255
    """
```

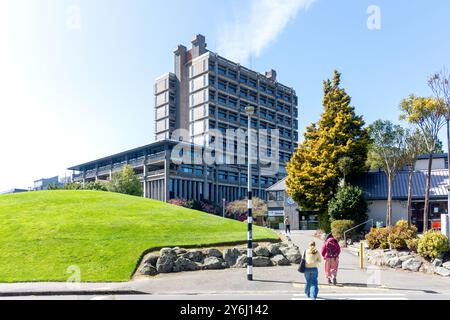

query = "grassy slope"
0;190;278;282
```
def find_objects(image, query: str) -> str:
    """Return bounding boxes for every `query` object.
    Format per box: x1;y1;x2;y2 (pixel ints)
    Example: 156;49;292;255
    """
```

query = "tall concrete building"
69;34;298;204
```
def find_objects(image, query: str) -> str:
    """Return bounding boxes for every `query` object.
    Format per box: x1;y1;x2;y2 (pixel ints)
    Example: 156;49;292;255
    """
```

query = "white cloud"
217;0;316;63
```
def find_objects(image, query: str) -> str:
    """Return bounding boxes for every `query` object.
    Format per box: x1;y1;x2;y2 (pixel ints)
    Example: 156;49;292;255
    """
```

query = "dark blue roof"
355;170;449;200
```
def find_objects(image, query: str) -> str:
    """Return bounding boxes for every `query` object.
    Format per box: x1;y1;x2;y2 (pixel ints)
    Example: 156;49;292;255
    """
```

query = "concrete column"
143;165;148;198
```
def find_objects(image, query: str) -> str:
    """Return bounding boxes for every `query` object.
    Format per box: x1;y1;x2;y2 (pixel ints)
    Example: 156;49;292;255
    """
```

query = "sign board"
268;210;284;217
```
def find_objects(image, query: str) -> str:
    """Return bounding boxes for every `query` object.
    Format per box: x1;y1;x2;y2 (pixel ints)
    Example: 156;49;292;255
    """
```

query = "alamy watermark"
367;5;381;30
67;5;81;30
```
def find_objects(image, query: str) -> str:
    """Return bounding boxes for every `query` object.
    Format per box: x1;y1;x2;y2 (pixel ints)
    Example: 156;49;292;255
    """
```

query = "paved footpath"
1;231;449;300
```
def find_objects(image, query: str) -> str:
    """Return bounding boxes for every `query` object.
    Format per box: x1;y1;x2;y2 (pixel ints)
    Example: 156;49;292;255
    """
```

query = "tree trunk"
423;154;433;232
387;173;393;227
407;168;413;227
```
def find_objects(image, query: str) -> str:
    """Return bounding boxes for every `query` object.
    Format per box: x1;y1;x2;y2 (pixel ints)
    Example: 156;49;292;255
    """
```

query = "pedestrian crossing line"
292;283;390;291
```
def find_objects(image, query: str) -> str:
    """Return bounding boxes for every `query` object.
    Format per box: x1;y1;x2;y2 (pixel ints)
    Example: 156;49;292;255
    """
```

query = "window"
249;79;257;88
180;165;193;173
251;120;257;128
284;105;290;114
240;88;248;98
218;79;227;90
239;75;248;84
249;92;257;101
228;83;237;94
209;62;215;71
191;65;195;77
218;94;227;105
240;117;248;125
218;66;226;75
267;87;274;95
195;165;204;176
228;70;237;80
228;97;237;108
209;90;216;101
218;109;227;119
209;106;216;116
229;172;238;181
218;170;227;180
229;113;237;122
209;75;215;86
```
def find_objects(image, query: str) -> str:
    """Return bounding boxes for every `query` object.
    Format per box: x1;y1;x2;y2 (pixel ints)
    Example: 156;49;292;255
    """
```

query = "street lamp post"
222;198;226;218
245;106;255;281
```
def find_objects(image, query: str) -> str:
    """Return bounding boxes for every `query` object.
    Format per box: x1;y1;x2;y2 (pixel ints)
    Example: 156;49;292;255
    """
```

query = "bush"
366;227;391;249
418;230;450;260
328;185;368;226
107;165;143;196
318;210;331;234
406;238;419;253
387;220;418;250
331;220;354;241
63;182;108;191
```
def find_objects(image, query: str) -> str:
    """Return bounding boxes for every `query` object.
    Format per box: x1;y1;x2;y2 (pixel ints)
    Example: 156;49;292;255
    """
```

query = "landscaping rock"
223;248;240;267
233;255;247;268
399;255;412;262
387;257;402;268
434;266;450;277
143;254;159;267
160;247;176;258
173;247;187;255
139;264;158;276
419;262;434;275
432;259;443;268
181;250;204;263
202;257;226;270
267;243;282;256
271;254;291;266
252;256;272;267
173;257;198;272
254;246;270;257
284;249;302;264
156;254;175;273
402;258;422;272
205;248;223;259
443;262;450;270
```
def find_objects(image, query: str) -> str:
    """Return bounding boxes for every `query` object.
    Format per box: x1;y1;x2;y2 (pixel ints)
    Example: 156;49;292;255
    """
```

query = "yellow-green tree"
286;70;369;231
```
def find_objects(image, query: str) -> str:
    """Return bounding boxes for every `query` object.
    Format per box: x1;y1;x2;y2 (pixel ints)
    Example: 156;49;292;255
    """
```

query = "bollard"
359;241;364;269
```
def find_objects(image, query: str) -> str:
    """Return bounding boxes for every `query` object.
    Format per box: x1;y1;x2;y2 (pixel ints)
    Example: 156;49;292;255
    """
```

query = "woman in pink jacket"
321;233;341;285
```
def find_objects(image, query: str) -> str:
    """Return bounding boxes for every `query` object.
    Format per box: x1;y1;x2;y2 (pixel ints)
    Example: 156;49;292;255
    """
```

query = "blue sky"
1;0;449;191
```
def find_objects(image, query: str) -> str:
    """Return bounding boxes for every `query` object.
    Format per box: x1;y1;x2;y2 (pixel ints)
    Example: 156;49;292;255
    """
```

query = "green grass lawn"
0;190;278;282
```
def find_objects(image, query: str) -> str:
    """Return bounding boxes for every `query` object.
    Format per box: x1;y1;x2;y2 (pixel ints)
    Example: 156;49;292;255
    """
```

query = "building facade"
69;35;299;204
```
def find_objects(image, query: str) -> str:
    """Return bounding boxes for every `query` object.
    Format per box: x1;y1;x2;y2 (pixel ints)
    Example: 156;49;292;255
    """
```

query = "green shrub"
318;210;331;234
366;227;391;249
328;185;368;226
418;230;450;260
406;238;419;252
387;220;418;250
331;220;354;241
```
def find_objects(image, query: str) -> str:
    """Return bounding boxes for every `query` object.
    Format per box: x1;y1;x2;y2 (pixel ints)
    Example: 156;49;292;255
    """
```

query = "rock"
399;255;412;262
254;246;270;257
143;254;159;267
173;247;187;255
270;254;291;266
434;266;450;277
252;256;272;267
139;264;158;276
443;261;450;270
181;250;204;263
267;243;282;256
419;262;434;275
160;247;176;257
386;257;402;268
284;249;302;264
173;257;198;272
156;254;175;273
205;248;223;258
223;248;240;267
202;257;226;270
402;258;422;272
432;259;443;268
233;255;247;268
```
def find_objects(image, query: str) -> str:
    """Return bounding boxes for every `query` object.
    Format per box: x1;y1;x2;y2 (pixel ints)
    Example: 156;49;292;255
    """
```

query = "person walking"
284;216;291;234
321;233;341;285
303;241;322;300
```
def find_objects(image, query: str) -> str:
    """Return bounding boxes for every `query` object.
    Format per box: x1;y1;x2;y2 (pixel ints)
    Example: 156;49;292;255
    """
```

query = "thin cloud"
217;0;316;63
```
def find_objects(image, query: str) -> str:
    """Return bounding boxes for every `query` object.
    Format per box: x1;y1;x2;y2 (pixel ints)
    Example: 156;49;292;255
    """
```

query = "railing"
343;219;374;248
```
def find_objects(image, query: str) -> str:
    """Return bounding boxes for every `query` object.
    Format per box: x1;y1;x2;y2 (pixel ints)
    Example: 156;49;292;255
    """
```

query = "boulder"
270;254;291;266
143;254;159;267
419;262;434;275
173;257;198;272
432;259;443;268
233;255;247;268
205;248;223;258
284;249;302;264
434;266;450;277
252;256;272;267
156;254;175;273
254;246;270;257
401;258;422;272
173;247;187;255
399;255;412;262
139;264;158;276
386;257;402;268
223;248;240;267
181;250;204;263
202;257;226;270
160;247;176;257
443;261;450;270
267;243;282;256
